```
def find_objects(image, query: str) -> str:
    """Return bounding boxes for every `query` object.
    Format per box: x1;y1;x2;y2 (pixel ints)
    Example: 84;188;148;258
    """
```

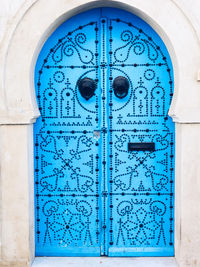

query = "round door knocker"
113;76;129;99
78;77;96;100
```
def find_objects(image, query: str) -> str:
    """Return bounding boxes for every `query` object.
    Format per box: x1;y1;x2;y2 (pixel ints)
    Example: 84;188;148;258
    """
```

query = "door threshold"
32;257;178;267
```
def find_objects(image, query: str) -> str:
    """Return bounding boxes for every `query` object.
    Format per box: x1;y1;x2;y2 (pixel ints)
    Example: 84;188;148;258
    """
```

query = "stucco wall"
1;0;200;45
0;0;25;43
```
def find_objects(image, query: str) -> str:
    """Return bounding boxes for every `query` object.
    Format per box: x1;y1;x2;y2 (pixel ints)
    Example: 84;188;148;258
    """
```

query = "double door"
34;7;175;256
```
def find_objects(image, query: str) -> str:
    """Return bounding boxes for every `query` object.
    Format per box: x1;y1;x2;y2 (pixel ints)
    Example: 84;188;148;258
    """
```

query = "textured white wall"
1;0;200;44
0;0;25;42
176;0;200;44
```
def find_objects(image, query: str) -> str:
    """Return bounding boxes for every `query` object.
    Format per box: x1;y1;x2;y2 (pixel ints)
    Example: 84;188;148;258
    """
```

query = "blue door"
34;7;174;257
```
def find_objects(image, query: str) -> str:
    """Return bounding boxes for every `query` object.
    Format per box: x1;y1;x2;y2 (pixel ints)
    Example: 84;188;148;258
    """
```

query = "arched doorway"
34;7;174;257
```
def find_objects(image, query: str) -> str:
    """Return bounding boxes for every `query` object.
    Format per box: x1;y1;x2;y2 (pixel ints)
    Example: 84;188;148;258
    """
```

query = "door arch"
34;7;175;257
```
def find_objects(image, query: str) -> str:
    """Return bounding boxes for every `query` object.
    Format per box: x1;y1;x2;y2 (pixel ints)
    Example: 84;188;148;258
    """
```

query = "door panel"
105;9;174;256
34;7;174;257
34;9;102;256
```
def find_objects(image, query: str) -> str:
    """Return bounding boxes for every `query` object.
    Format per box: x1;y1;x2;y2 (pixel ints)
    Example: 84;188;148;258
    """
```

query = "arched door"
34;7;175;257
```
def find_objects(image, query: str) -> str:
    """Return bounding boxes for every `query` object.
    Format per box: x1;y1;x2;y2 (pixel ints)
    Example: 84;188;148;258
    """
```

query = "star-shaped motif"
122;207;159;244
49;209;85;245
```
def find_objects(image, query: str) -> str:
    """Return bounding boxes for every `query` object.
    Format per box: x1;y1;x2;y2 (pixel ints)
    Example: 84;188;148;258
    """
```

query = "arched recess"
33;6;175;257
1;0;200;265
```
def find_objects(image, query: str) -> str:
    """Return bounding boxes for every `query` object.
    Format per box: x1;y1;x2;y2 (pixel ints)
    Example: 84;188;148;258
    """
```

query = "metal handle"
113;76;129;99
78;77;96;100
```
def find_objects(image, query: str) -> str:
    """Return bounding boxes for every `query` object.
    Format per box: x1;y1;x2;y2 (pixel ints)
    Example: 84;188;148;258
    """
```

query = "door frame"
1;0;200;266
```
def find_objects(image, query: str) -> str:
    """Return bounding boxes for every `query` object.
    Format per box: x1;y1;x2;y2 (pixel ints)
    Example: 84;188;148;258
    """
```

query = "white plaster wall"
175;124;200;266
1;0;200;44
0;125;34;267
0;0;25;43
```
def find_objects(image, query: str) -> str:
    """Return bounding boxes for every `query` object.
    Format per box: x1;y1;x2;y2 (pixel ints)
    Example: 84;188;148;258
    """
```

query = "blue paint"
34;7;174;257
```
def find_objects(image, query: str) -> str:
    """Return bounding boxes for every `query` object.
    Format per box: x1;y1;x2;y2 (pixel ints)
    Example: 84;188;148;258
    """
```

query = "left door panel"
34;9;101;256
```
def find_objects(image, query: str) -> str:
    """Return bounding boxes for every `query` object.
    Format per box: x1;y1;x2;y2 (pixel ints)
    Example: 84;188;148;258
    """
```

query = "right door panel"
104;8;175;256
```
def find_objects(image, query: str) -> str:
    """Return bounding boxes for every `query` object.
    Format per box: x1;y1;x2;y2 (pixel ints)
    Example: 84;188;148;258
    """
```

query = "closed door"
34;7;175;257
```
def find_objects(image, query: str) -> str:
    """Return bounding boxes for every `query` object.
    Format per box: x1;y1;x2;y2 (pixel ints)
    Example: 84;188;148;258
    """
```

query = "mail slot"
128;142;155;151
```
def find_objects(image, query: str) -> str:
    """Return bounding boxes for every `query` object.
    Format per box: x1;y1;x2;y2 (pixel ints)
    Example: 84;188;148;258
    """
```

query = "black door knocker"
113;76;129;99
78;77;97;100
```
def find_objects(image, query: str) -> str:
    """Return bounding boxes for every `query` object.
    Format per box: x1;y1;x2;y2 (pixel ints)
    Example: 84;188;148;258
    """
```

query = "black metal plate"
128;142;155;151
